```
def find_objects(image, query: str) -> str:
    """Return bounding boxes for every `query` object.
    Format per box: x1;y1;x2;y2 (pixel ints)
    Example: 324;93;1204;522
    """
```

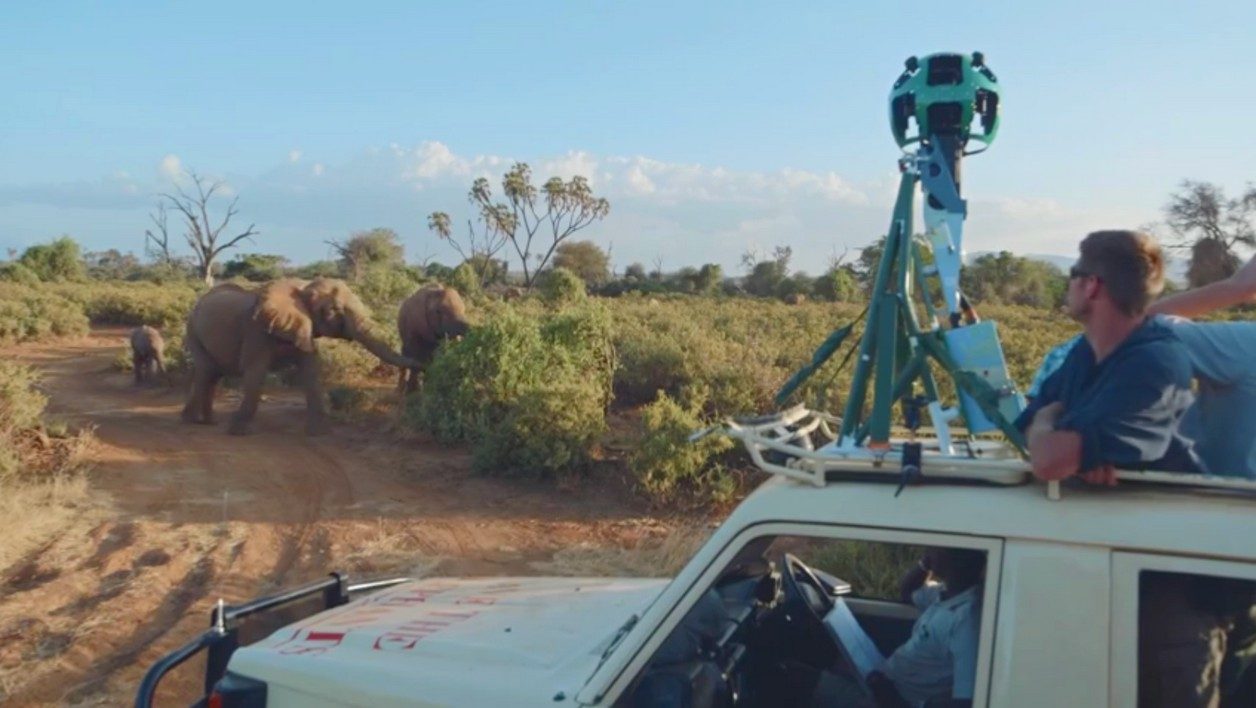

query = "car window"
1136;570;1256;707
617;531;993;708
1112;553;1256;708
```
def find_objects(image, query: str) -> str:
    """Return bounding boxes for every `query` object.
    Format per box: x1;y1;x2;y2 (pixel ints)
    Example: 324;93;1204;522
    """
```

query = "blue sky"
2;1;1253;273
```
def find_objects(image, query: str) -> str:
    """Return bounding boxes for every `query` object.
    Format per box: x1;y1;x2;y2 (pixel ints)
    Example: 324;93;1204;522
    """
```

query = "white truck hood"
227;576;669;707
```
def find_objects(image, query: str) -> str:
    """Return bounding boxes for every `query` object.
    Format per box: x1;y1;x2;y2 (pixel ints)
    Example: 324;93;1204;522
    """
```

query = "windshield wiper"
597;613;639;666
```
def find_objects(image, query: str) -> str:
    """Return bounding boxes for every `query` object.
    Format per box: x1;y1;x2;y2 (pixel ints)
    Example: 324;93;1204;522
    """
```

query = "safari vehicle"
137;407;1256;708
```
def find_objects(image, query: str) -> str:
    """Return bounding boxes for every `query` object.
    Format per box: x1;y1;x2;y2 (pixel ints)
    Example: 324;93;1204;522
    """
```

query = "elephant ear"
254;279;315;352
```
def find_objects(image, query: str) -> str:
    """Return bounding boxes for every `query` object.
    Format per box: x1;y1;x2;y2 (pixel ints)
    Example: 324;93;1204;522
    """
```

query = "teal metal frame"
835;155;1026;453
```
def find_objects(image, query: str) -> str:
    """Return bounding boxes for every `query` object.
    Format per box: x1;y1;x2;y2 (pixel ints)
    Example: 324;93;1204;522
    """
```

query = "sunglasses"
1069;265;1094;280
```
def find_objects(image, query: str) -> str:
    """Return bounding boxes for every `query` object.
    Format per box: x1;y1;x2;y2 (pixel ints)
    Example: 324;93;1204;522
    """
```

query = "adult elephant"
396;285;471;394
182;277;417;435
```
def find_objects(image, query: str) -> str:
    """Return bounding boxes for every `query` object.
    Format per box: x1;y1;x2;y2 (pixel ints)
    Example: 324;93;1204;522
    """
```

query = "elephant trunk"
347;316;418;369
444;319;470;339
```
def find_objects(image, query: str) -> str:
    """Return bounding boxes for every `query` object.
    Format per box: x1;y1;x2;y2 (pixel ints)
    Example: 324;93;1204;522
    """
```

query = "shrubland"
2;251;1081;506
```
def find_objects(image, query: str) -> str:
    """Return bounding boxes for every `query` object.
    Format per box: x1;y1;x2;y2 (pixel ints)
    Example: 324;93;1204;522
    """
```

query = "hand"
1080;465;1119;487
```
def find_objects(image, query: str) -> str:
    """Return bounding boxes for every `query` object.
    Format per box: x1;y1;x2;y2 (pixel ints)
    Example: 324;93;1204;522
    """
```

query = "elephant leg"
134;355;144;385
200;373;221;423
298;352;330;436
228;357;269;436
182;339;216;423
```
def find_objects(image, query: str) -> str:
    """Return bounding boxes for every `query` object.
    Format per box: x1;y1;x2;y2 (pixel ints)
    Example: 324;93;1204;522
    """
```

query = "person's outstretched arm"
1149;255;1256;318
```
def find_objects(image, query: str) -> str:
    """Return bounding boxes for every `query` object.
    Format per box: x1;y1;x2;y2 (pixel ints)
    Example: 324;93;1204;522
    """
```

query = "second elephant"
397;285;471;394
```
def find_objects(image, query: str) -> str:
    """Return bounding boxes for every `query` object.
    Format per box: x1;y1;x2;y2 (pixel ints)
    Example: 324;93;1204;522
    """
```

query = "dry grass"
531;523;712;578
335;519;441;578
0;474;94;571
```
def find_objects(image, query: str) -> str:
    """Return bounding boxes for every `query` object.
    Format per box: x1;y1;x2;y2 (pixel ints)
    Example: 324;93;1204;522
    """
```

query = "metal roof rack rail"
694;406;1256;501
693;405;1031;490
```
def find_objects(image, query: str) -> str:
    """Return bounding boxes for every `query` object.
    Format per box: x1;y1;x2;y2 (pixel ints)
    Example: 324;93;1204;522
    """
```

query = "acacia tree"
159;172;258;286
430;162;610;290
1164;180;1256;287
426;208;510;288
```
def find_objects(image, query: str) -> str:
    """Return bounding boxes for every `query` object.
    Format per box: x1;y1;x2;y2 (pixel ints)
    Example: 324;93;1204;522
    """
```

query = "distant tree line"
2;179;1250;311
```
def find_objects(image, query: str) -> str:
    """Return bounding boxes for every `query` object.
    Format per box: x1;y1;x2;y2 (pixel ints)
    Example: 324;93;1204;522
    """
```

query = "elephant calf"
130;325;167;385
182;278;421;435
397;285;471;394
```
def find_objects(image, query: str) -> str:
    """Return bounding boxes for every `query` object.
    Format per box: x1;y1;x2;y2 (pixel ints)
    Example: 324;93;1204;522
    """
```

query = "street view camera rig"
701;52;1029;489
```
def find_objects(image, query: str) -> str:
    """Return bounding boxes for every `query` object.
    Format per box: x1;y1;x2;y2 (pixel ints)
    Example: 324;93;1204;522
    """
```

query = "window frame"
1110;551;1256;706
600;521;1004;707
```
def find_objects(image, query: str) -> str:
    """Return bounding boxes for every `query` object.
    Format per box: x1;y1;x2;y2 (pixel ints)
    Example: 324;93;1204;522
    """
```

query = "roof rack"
695;405;1256;501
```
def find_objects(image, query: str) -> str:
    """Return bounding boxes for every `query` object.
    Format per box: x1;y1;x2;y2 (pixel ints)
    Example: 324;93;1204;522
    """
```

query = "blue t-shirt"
1015;319;1203;474
1160;318;1256;478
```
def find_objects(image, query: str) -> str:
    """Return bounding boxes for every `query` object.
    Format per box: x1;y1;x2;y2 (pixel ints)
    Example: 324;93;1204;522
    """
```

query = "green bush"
411;305;613;477
472;380;605;477
630;391;737;504
49;282;198;331
0;362;47;437
0;262;41;286
0;286;90;344
0;361;92;483
449;263;482;298
18;236;85;282
353;264;427;313
538;267;587;306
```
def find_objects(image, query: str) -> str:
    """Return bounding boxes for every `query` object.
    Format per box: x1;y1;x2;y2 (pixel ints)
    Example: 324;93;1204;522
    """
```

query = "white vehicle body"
200;472;1256;707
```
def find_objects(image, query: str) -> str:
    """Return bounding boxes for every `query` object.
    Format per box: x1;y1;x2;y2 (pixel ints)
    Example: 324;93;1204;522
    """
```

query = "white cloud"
158;154;183;181
0;142;1156;277
625;165;656;195
407;140;469;180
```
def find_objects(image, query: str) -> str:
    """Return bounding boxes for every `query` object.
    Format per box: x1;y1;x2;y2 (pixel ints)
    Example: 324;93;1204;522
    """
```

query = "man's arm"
1025;402;1084;480
1148;255;1256;318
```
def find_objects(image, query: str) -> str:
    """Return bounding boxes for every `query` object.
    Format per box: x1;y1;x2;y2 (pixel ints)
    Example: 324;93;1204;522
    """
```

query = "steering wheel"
779;553;836;619
776;553;874;702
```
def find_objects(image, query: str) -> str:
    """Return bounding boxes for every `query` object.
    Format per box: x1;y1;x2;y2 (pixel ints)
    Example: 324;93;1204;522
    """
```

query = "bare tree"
825;246;851;273
431;163;610;291
144;202;175;265
159;172;258;286
1164;180;1256;287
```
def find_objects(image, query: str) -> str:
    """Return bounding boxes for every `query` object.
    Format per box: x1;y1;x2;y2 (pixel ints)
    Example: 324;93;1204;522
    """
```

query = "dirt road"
0;329;680;706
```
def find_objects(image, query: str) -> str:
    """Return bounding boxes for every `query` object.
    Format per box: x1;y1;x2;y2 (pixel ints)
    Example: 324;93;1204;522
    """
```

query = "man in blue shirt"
1015;230;1203;481
1028;255;1256;479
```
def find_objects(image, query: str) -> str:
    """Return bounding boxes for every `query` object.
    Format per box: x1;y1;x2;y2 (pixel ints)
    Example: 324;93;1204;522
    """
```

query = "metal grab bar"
135;573;412;708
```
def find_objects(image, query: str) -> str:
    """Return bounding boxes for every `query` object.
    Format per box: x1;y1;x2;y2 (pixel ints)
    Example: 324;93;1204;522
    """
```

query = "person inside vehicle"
1015;230;1204;482
1028;253;1256;480
867;547;984;708
810;547;984;708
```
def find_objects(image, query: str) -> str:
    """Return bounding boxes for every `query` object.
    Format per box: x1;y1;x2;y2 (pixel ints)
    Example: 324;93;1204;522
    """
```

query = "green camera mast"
779;51;1025;456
